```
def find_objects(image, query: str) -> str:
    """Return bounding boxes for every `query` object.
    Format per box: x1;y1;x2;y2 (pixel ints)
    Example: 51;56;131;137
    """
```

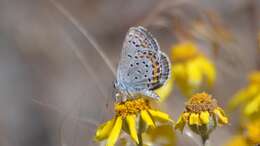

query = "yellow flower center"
171;42;200;62
115;98;150;118
185;92;217;113
248;71;260;85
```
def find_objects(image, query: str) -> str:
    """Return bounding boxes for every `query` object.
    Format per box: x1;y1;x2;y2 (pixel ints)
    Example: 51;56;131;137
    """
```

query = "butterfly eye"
113;80;119;89
116;93;121;98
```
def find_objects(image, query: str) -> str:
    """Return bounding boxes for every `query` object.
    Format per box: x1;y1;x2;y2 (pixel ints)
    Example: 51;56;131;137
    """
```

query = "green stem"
136;119;143;146
201;135;210;146
137;131;143;146
183;130;201;146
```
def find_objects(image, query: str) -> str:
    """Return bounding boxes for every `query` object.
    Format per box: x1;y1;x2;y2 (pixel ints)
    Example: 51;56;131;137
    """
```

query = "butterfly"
114;26;171;102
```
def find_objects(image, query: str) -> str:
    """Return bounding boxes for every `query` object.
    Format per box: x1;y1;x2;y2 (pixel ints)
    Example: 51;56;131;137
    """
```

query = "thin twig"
49;0;116;76
139;0;193;27
137;120;143;146
59;96;81;146
249;0;260;69
31;98;99;126
49;0;115;105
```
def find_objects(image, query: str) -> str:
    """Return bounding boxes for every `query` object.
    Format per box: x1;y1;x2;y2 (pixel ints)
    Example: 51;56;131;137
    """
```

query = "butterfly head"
113;80;125;101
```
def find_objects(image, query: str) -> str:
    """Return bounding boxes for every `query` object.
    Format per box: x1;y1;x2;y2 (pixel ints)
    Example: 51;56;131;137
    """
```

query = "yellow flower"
143;125;176;146
224;120;260;146
171;42;216;97
175;92;228;142
228;71;260;119
95;98;173;146
245;119;260;145
223;135;248;146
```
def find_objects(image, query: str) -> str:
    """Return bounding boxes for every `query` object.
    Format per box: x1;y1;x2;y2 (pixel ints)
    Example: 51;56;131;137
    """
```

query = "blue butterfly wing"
116;26;171;98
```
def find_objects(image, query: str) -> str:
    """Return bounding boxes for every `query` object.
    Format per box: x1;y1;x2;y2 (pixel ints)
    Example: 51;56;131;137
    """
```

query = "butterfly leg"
142;90;160;100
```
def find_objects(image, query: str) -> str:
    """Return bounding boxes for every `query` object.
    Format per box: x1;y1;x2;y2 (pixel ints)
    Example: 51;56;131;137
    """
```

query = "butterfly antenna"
49;0;116;76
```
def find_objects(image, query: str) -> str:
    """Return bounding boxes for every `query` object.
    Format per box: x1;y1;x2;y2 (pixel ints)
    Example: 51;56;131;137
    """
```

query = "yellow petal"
244;94;260;116
172;64;187;81
126;115;139;144
148;109;173;122
187;60;202;86
95;118;115;141
107;116;123;146
171;42;198;61
172;64;193;96
141;110;155;128
189;113;201;125
228;84;259;110
246;120;260;144
200;111;210;124
182;112;190;121
214;108;228;125
175;113;186;132
196;57;216;86
154;77;174;102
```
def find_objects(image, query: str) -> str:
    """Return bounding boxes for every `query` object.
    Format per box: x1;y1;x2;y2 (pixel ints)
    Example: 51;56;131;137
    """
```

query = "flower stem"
201;135;210;146
183;130;201;146
137;131;143;146
136;119;144;146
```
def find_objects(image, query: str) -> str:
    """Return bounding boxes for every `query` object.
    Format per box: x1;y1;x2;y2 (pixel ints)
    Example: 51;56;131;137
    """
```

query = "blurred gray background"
0;0;259;146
